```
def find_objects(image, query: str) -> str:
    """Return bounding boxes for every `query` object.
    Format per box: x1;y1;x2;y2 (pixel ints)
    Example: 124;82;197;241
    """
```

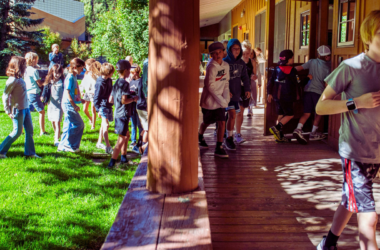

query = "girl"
25;52;47;135
128;64;143;152
49;44;64;70
0;56;39;159
57;58;85;153
80;59;101;130
247;47;259;116
41;64;65;147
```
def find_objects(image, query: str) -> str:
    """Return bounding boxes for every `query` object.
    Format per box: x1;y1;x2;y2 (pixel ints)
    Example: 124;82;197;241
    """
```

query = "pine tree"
0;0;44;72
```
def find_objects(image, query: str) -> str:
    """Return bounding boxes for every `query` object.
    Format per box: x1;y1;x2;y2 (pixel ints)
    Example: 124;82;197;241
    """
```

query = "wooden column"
147;0;199;194
318;0;330;47
309;1;318;60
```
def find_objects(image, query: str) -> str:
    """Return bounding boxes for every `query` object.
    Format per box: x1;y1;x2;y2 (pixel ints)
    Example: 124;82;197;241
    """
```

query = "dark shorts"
115;117;130;136
274;99;294;116
225;100;241;113
239;86;250;108
99;107;114;122
341;157;380;213
304;92;321;114
202;108;226;125
28;93;45;112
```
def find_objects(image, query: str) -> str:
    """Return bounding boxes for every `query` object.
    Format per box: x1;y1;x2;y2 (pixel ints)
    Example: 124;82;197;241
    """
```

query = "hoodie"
267;66;299;102
223;39;250;102
94;76;113;112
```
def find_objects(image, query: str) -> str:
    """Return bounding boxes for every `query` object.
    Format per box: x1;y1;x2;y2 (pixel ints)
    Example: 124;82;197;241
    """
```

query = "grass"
0;77;139;250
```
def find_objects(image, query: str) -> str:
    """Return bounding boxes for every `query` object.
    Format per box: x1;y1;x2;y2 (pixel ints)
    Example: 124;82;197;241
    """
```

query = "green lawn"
0;77;139;250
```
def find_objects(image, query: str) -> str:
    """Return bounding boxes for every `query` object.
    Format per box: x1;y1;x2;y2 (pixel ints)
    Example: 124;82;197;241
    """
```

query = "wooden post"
309;1;318;60
147;0;199;194
318;0;330;47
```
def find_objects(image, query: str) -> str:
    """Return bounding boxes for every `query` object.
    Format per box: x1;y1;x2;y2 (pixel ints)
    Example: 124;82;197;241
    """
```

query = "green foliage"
35;26;62;63
62;38;91;65
90;0;149;66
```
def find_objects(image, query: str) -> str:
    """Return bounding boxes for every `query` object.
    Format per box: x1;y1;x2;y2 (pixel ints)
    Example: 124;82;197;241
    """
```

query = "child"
267;50;299;143
24;52;47;135
49;44;64;70
199;42;230;158
293;45;332;144
94;63;115;154
223;39;251;150
128;64;143;152
80;59;101;130
0;56;39;159
247;49;259;116
107;60;138;168
57;58;85;153
316;10;380;250
41;64;65;147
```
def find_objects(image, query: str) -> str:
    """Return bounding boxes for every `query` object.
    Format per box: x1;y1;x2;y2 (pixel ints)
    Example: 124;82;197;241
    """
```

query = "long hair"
250;49;258;63
85;58;101;80
131;64;142;79
68;58;85;74
25;52;39;67
44;64;64;86
6;56;27;79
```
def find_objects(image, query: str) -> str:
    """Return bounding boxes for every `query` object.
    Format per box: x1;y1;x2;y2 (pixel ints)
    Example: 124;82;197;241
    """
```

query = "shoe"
225;137;236;150
247;109;253;117
58;146;80;153
96;143;106;150
40;132;49;136
310;132;327;141
132;145;140;154
199;138;209;148
269;126;282;140
0;154;7;159
214;146;229;158
107;161;116;169
105;146;113;154
54;141;60;147
214;130;217;136
234;133;246;144
27;154;41;159
293;128;308;145
316;236;338;250
275;137;291;143
129;142;137;149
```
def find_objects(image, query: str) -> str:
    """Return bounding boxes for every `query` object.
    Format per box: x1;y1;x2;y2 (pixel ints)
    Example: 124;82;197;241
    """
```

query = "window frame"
337;0;356;47
300;11;310;49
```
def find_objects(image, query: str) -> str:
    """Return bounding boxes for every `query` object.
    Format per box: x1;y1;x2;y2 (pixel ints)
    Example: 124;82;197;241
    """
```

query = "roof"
200;0;241;27
31;0;84;23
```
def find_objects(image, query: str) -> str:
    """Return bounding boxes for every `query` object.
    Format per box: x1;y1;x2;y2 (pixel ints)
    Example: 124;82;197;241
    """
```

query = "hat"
116;60;131;71
317;45;331;56
278;50;294;65
208;42;225;54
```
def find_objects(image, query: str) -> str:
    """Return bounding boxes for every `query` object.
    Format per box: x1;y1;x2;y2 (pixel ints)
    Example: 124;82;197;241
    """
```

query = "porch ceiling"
200;0;242;27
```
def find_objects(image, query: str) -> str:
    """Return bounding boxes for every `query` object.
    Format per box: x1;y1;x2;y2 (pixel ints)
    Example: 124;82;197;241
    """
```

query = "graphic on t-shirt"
215;69;226;81
229;64;244;80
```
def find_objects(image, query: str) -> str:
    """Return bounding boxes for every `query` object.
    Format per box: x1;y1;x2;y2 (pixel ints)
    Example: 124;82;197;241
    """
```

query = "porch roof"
200;0;241;27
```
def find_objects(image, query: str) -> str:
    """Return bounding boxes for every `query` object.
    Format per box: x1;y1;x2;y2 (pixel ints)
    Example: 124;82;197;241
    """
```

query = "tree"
35;26;62;63
90;0;148;66
69;38;91;61
0;0;44;72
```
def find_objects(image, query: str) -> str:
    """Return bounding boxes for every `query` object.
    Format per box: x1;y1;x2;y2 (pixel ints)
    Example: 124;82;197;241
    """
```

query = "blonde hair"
242;40;252;52
131;64;142;78
125;56;133;65
51;44;59;50
360;10;380;51
85;58;101;80
6;56;27;78
100;62;115;77
25;52;39;67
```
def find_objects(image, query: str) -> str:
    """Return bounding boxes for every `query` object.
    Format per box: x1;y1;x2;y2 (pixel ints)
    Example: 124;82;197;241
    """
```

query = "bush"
35;26;62;64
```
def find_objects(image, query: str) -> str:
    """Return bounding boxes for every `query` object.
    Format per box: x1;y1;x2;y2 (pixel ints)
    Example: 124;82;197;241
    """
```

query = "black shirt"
111;78;134;118
94;76;113;112
136;78;147;111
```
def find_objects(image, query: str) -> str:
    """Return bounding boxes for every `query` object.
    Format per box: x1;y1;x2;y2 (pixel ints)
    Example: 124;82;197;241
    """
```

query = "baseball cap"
208;42;225;54
317;45;331;56
116;60;131;71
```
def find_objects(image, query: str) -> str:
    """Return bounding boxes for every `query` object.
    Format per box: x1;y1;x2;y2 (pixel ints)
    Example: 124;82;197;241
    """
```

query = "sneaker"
293;128;307;145
96;143;106;150
275;137;291;143
132;145;140;154
310;132;327;141
199;138;209;148
225;137;236;150
269;126;282;140
247;109;253;117
234;133;246;144
129;142;137;149
58;146;80;153
214;146;229;158
213;129;217;136
105;146;113;154
316;236;338;250
40;132;49;136
27;154;41;159
54;141;60;147
0;154;7;159
107;161;116;169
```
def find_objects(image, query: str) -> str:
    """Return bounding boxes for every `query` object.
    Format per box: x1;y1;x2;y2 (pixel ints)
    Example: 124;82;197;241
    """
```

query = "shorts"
239;86;250;108
28;93;45;112
341;157;380;213
202;108;226;125
99;107;114;122
137;109;149;131
115;117;130;136
82;93;94;102
274;99;294;116
225;100;241;113
304;92;321;114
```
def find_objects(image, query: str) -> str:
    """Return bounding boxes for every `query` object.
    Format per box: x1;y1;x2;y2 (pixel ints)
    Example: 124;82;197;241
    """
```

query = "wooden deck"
199;105;380;250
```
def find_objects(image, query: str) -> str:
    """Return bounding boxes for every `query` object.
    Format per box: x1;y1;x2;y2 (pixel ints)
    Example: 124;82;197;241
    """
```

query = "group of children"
0;44;149;168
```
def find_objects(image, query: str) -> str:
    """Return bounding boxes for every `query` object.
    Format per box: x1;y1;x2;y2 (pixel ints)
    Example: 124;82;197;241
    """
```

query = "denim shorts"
225;100;241;113
99;107;113;122
28;93;45;112
115;117;130;136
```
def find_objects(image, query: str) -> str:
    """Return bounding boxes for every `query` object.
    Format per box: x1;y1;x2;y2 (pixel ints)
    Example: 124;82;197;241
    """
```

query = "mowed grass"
0;77;139;250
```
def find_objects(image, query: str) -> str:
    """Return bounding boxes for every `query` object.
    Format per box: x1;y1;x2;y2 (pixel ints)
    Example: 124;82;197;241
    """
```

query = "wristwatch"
346;98;358;113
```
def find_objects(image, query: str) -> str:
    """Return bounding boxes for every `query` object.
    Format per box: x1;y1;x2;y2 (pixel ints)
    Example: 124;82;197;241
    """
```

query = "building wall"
200;24;220;39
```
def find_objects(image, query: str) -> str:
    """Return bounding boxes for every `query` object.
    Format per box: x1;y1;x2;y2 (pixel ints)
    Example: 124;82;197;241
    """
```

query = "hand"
8;113;14;119
354;91;380;109
40;97;44;102
267;94;273;103
307;74;313;80
258;84;262;88
251;74;258;81
230;92;233;98
245;91;251;99
74;105;80;112
81;99;86;104
54;48;59;54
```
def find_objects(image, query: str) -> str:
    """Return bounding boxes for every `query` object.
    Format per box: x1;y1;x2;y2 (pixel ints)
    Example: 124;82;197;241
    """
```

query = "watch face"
347;100;356;110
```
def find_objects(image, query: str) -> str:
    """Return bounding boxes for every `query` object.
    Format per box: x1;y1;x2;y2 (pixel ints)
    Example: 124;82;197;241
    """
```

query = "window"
300;12;310;48
255;11;266;53
338;0;356;46
233;26;238;39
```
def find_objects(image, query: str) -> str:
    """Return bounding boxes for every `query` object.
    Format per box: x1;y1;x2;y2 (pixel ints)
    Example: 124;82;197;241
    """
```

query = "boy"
267;50;298;143
108;60;138;168
316;11;380;250
293;45;332;144
49;44;64;70
223;39;251;150
199;42;230;158
94;63;115;154
128;64;143;152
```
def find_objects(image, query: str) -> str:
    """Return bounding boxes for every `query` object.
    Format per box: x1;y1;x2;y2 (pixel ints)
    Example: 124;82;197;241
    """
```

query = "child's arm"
267;69;276;103
93;81;102;112
121;95;138;105
241;65;251;98
40;85;49;102
49;52;56;62
2;79;16;116
206;65;229;108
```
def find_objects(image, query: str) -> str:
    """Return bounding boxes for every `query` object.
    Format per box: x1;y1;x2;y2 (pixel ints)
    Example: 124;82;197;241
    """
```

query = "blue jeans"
58;103;84;150
131;111;143;143
0;108;36;156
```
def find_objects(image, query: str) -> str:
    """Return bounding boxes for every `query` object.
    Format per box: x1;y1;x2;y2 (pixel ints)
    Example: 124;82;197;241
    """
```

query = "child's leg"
226;109;237;137
216;121;225;143
279;115;294;126
111;135;127;160
330;204;353;236
0;111;24;155
199;123;210;135
102;118;111;147
121;132;130;156
358;212;378;250
57;121;61;141
97;124;103;144
142;130;148;143
91;102;96;129
235;106;245;134
51;121;56;133
83;101;92;122
23;109;36;156
298;113;311;126
39;110;46;134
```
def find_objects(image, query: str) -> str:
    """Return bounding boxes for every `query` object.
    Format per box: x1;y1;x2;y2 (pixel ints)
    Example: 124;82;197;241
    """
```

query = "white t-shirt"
24;66;40;94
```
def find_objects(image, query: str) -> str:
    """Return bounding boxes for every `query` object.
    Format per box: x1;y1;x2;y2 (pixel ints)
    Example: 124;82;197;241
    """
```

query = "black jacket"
41;84;51;104
136;78;147;111
94;76;113;112
267;66;299;102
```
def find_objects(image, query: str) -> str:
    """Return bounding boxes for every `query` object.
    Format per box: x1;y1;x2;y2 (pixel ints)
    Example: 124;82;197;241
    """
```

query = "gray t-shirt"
2;77;29;114
302;58;331;95
325;53;380;163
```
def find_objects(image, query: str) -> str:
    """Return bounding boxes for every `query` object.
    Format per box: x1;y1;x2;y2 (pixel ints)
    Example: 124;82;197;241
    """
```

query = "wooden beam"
147;0;199;194
318;0;329;47
309;1;318;60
